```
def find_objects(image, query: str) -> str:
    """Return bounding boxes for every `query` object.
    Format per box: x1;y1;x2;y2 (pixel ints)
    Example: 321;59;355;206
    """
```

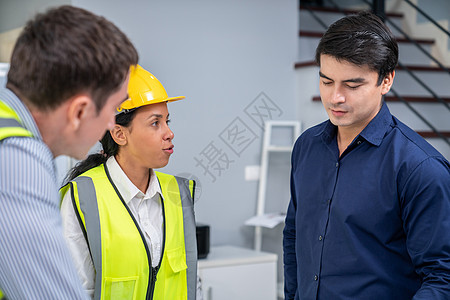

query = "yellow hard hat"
117;64;185;113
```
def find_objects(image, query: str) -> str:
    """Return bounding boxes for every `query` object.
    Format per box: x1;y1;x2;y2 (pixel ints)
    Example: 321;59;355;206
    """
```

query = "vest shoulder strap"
155;171;198;300
0;100;32;140
155;171;195;206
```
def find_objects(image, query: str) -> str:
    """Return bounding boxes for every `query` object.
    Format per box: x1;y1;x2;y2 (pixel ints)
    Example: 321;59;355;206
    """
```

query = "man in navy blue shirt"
283;11;450;299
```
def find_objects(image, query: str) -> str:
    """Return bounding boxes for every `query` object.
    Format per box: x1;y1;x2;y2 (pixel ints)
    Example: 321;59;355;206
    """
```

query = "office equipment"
196;223;210;259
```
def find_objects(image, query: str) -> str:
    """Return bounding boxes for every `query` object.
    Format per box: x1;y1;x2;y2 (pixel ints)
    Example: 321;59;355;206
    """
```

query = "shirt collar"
319;102;393;147
358;102;393;146
0;88;43;140
106;156;162;204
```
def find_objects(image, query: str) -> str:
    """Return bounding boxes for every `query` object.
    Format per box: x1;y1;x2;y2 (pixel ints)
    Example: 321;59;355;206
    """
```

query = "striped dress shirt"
0;88;88;299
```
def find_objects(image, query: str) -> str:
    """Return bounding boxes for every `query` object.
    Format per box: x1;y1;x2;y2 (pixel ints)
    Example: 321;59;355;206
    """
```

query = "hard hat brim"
164;96;185;103
117;95;185;113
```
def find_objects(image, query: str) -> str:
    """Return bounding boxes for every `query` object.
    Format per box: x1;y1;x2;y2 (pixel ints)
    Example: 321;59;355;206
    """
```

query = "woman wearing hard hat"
60;65;198;300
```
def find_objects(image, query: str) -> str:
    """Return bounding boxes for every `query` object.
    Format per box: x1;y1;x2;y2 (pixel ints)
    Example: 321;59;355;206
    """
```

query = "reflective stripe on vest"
63;164;197;300
0;100;32;141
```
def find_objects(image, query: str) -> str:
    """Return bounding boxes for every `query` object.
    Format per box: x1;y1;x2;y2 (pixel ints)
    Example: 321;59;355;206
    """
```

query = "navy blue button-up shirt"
283;103;450;300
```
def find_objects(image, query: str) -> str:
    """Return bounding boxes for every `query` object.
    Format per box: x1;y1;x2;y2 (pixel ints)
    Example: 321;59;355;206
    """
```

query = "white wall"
72;0;298;249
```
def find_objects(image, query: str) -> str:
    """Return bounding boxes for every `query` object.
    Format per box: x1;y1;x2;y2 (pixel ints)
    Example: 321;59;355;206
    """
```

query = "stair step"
299;30;435;45
417;131;450;138
294;61;317;68
310;96;449;139
299;5;404;18
396;64;450;72
384;96;450;103
311;96;450;103
294;60;450;72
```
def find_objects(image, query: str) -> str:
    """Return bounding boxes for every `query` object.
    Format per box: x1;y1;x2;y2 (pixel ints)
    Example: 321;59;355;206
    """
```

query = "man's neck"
336;126;362;157
30;105;67;157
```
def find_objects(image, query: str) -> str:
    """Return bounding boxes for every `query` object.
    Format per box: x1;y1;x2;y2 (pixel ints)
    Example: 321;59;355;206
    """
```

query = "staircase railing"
404;0;450;37
361;0;450;75
389;87;450;144
301;0;450;147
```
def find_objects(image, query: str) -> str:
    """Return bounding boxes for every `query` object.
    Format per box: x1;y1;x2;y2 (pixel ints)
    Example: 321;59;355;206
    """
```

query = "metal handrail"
384;17;450;75
389;88;450;146
360;0;450;75
326;0;450;111
397;61;450;111
302;5;328;29
301;0;450;146
404;0;450;37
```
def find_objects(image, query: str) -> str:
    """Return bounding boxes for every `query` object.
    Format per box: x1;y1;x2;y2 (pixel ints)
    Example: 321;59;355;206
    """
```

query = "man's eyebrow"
343;77;366;84
319;71;366;84
319;71;332;81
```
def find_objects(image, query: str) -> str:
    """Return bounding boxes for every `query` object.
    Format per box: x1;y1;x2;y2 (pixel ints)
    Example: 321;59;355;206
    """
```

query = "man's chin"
66;149;89;161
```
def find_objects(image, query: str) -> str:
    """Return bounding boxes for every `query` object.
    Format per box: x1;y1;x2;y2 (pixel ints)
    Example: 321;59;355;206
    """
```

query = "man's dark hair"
7;5;139;111
315;11;398;85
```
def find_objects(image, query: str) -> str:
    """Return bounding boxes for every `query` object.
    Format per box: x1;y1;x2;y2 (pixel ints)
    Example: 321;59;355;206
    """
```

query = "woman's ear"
110;125;127;146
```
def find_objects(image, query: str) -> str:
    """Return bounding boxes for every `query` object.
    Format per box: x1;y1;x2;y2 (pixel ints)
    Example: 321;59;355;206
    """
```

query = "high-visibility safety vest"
0;99;33;141
0;99;33;300
61;163;198;300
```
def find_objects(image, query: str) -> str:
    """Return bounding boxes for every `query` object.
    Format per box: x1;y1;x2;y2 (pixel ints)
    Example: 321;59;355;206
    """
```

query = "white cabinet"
198;245;277;300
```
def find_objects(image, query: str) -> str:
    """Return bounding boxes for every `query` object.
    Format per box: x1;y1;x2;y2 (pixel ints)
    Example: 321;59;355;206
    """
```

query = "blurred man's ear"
66;95;92;131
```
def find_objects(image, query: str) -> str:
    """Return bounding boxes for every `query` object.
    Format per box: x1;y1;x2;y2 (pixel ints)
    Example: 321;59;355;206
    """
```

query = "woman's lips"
163;146;174;154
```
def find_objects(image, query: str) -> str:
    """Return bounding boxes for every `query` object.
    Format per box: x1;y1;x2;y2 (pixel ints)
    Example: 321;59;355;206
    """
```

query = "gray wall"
72;0;298;249
0;0;70;32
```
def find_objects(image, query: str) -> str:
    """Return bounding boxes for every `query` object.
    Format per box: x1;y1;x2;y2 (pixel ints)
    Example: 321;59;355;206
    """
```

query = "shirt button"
356;140;362;145
314;275;318;281
335;162;339;167
318;235;323;241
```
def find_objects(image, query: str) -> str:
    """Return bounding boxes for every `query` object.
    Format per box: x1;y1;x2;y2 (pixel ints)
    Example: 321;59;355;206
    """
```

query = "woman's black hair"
63;108;139;184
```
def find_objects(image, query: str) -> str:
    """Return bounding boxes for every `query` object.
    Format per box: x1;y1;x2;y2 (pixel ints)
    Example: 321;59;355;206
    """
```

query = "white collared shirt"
61;156;163;297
